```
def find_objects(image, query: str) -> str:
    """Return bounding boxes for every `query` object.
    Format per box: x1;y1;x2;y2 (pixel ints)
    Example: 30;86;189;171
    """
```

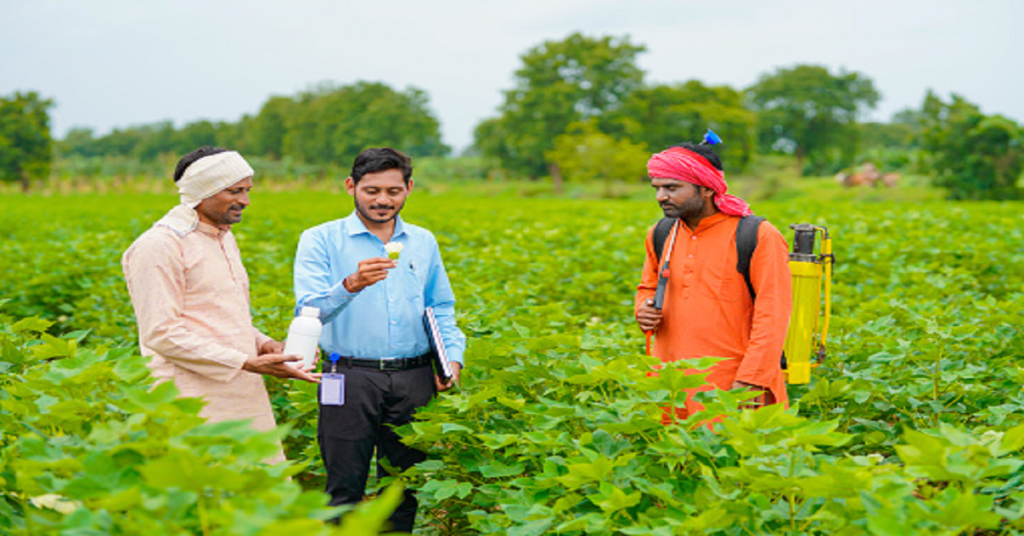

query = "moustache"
370;205;395;211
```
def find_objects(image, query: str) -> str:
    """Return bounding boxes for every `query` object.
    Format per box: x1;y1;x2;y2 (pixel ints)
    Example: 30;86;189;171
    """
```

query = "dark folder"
423;307;454;383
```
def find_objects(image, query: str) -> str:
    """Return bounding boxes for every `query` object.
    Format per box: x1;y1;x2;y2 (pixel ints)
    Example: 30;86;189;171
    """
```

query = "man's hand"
243;353;321;383
343;257;398;293
260;338;319;367
731;380;765;408
259;339;285;355
435;362;462;392
730;380;755;391
636;298;663;332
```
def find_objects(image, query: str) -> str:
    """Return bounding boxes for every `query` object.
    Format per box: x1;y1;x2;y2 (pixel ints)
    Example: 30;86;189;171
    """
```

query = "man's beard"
355;198;405;223
224;204;245;224
660;195;703;220
204;204;244;226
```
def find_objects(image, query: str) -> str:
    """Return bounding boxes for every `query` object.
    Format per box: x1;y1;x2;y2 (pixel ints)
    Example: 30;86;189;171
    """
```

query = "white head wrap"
154;151;255;236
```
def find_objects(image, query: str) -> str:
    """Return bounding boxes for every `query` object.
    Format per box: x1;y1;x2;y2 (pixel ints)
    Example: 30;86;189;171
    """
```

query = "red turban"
647;147;753;217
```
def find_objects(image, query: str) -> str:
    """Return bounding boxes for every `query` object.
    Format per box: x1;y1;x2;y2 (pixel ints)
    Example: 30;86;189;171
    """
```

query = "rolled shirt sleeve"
254;328;273;353
294;227;359;324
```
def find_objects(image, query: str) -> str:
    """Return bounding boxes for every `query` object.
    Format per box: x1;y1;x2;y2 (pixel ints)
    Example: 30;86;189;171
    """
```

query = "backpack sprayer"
782;224;833;384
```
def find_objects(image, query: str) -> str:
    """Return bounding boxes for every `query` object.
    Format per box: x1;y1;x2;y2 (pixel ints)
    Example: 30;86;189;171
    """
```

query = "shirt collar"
344;211;407;240
683;212;731;233
697;212;731;231
196;220;228;237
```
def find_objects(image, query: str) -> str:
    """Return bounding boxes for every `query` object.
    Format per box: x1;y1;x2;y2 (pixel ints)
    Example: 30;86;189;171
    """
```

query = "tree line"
58;81;449;167
1;32;1022;198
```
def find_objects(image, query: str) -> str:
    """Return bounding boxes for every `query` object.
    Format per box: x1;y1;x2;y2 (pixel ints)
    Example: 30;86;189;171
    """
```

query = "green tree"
472;117;514;170
747;64;880;175
212;120;245;152
606;80;756;171
59;127;100;158
859;121;917;150
173;120;219;155
50;82;446;168
0;91;54;192
855;113;924;172
892;107;928;138
93;125;147;157
132;121;177;160
474;33;646;186
284;81;448;166
544;119;649;194
246;96;295;159
921;91;1023;200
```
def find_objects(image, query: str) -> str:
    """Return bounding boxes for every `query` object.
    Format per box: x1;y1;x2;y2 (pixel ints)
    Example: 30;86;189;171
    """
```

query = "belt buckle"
379;358;395;371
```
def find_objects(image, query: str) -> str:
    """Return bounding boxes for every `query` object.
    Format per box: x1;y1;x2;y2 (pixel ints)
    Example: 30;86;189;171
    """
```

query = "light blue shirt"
293;211;465;365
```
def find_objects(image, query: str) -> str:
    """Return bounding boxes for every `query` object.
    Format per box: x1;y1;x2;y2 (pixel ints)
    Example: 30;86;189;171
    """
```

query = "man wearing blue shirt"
293;147;465;531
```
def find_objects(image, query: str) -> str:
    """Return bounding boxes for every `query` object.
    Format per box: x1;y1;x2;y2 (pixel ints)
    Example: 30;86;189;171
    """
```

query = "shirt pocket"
401;256;425;306
706;262;746;303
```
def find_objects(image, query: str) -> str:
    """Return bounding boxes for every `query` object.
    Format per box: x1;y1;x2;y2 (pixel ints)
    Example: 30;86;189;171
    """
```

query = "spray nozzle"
701;128;723;146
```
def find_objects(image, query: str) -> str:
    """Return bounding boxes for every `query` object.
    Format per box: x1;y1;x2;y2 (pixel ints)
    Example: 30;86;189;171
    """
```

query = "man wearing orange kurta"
122;147;319;462
635;142;792;420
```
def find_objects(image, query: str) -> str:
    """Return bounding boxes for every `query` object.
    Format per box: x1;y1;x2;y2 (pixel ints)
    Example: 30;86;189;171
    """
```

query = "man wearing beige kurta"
123;147;318;463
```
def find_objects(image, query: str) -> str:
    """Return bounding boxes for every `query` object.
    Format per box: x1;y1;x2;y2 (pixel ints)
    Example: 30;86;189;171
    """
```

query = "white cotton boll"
981;430;1004;445
385;242;404;260
30;494;79;514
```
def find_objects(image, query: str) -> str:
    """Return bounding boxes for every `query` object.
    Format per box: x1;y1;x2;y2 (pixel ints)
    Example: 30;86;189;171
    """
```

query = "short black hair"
350;147;413;185
671;142;723;171
174;146;229;182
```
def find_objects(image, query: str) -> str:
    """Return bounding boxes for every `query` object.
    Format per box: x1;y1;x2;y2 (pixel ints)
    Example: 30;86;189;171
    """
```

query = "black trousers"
318;364;435;533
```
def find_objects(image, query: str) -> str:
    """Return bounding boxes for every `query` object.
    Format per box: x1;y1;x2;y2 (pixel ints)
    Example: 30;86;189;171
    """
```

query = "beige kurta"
122;215;279;441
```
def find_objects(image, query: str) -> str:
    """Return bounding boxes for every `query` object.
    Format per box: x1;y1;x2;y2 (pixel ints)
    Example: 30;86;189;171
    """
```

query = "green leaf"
479;460;526;478
11;317;53;333
338;482;405;535
138;450;248;492
588;483;641;514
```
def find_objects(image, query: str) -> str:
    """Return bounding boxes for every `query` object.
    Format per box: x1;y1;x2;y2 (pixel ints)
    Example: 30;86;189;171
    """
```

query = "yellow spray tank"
783;224;833;384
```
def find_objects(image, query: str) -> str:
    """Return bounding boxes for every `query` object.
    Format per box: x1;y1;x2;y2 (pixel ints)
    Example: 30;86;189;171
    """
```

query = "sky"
2;0;1022;152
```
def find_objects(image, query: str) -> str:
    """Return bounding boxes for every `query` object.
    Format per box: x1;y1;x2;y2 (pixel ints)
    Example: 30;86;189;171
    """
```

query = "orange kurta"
635;213;792;416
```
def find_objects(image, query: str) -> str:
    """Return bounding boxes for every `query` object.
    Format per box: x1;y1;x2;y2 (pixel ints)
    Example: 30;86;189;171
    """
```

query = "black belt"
330;353;432;371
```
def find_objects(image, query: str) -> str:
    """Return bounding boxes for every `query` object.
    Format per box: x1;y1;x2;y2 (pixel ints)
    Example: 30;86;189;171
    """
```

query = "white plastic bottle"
283;306;322;368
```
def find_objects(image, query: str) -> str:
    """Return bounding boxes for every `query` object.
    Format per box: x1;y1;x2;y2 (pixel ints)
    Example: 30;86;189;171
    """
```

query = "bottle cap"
300;306;320;317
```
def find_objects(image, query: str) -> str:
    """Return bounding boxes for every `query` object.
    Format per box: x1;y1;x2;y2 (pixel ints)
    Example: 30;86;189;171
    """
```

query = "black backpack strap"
653;217;677;263
735;215;765;300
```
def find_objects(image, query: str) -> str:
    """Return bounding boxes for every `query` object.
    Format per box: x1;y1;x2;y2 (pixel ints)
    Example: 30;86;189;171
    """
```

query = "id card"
320;373;345;406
